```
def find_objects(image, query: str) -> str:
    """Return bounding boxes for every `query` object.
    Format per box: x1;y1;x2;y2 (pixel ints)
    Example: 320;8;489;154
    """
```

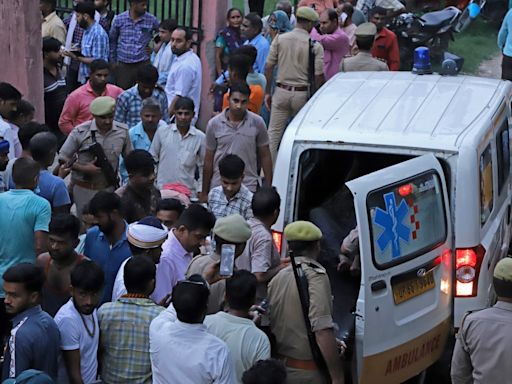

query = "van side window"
367;171;447;269
496;121;510;195
480;144;494;225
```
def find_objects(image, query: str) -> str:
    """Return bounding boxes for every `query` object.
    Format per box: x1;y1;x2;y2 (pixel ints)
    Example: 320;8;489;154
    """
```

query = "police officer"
268;221;344;384
340;22;389;72
59;96;132;219
264;7;325;163
451;257;512;383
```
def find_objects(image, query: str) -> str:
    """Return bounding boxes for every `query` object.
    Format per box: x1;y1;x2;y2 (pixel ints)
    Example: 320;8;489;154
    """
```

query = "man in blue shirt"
498;8;512;80
84;191;131;303
109;0;160;89
63;2;109;85
241;12;270;74
2;263;60;381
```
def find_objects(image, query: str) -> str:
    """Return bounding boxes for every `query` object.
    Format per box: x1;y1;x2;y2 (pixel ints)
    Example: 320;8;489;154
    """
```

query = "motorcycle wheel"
454;7;472;32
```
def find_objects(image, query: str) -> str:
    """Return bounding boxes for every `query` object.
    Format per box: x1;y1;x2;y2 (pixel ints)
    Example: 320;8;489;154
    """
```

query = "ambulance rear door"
346;153;453;384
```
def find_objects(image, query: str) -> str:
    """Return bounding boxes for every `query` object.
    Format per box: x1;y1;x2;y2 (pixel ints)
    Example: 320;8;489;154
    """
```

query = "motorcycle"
388;6;462;69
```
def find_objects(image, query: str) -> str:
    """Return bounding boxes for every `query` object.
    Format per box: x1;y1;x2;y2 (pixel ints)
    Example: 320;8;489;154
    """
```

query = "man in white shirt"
150;97;205;195
165;27;202;123
0;83;22;160
150;275;236;384
205;270;271;383
54;260;104;384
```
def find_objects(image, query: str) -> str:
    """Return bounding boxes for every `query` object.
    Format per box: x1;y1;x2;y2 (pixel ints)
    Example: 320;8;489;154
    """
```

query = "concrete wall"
0;0;44;121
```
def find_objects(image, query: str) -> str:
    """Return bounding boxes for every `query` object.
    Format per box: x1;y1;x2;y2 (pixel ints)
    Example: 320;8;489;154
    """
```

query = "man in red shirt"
370;7;400;71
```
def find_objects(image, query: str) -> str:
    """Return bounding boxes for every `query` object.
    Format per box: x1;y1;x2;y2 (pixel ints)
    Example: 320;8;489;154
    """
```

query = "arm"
33;200;51;256
114;95;128;125
201;149;215;202
311;29;348;51
78;32;109;65
168;95;181;117
197;135;206;194
109;17;119;63
258;145;273;185
59;95;79;135
387;36;400;71
315;328;345;384
264;63;275;110
34;231;49;256
168;67;195;115
215;46;224;77
62;349;85;384
450;332;473;384
498;12;510;50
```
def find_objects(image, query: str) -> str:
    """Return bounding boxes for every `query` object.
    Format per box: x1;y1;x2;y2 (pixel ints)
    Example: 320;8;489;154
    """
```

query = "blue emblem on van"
374;192;411;258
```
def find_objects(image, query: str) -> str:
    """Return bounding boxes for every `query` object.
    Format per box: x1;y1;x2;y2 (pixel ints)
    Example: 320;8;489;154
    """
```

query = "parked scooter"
388;6;462;69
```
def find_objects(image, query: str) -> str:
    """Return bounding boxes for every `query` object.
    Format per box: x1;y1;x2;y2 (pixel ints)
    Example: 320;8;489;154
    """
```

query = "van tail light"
455;246;485;297
272;231;283;254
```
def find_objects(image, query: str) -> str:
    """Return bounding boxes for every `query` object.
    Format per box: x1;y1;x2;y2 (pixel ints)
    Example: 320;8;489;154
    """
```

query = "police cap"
355;22;377;37
284;221;322;242
213;214;252;243
90;96;116;117
296;6;320;22
493;257;512;298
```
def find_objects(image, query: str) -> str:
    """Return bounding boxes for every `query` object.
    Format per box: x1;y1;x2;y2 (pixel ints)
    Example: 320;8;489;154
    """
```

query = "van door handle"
371;280;387;292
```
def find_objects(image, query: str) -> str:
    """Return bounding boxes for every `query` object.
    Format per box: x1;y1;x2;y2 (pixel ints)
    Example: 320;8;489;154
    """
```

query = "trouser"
116;60;151;90
73;184;114;220
268;86;309;163
66;65;81;93
502;54;512;81
286;367;327;384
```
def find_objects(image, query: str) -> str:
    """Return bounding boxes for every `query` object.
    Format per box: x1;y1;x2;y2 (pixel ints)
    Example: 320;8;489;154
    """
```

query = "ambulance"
271;71;512;382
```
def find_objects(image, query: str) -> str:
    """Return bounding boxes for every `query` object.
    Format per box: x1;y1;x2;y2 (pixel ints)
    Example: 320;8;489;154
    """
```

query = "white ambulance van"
271;71;512;383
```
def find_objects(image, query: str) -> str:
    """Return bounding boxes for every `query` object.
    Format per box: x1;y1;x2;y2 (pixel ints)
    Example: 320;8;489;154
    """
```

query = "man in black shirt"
43;37;68;145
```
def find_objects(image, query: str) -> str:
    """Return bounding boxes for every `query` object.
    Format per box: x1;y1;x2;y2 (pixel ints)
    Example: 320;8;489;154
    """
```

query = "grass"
447;18;500;74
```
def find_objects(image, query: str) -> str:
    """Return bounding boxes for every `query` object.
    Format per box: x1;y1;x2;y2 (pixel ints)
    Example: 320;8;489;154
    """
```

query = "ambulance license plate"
392;271;435;304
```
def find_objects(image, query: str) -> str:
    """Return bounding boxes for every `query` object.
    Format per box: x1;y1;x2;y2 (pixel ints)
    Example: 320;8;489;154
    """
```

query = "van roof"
288;72;510;151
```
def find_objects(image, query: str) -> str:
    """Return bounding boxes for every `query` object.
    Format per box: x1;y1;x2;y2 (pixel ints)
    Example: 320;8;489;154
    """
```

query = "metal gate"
56;0;203;52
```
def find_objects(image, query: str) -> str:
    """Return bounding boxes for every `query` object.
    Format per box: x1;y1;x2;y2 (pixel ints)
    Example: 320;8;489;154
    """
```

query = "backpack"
2;370;54;384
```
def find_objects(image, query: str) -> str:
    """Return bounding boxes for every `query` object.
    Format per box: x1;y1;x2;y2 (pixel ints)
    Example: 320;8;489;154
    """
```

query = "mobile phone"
220;244;235;277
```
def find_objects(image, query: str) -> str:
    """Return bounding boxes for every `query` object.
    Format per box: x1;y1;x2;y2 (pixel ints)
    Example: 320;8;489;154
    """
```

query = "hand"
202;261;226;285
279;257;291;270
62;50;78;61
197;191;208;204
248;306;263;325
158;293;172;308
337;254;352;272
264;93;272;110
336;338;347;357
80;160;102;175
57;164;72;179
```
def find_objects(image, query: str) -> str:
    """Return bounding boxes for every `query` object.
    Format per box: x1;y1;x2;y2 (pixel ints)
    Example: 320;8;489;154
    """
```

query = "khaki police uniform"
340;52;389;72
266;9;324;163
59;119;132;218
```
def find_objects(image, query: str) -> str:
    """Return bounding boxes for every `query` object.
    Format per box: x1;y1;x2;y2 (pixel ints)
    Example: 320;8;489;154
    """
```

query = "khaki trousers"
268;86;309;163
286;367;327;384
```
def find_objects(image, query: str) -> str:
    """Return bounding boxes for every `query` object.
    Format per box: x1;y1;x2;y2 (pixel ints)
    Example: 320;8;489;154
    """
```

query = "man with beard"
0;82;22;160
62;1;109;85
54;260;104;383
37;214;87;317
1;264;60;380
115;64;169;128
84;191;131;303
152;204;215;303
164;27;202;123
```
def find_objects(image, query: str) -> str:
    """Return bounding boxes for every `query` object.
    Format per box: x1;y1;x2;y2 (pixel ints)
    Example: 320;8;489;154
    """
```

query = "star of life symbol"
374;192;411;258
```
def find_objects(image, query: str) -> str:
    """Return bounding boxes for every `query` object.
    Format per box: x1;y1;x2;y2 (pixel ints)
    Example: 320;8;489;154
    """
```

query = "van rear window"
367;172;447;269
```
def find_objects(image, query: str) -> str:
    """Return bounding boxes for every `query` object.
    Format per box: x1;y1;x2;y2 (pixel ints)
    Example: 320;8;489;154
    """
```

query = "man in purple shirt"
311;8;350;80
152;204;216;302
109;0;160;89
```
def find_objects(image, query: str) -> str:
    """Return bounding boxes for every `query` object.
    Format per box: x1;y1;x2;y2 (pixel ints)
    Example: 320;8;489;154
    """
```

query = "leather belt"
282;356;318;371
73;179;110;190
276;83;309;92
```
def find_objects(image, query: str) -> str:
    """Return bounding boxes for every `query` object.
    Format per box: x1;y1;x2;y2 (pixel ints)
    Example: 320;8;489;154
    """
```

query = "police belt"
280;355;318;371
73;179;111;190
276;83;309;92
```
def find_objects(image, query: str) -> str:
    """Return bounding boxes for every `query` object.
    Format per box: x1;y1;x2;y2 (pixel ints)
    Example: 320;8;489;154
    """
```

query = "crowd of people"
0;0;413;383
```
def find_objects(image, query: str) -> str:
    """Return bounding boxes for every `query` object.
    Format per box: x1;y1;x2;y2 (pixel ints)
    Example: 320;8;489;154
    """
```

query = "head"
89;59;110;90
174;204;216;254
241;13;263;40
285;221;323;259
40;0;57;16
127;216;168;264
89;191;123;235
70;260;104;315
18;122;48;152
0;140;9;171
225;270;257;311
0;82;22;120
276;1;293;19
219;154;245;199
158;18;178;43
140;97;162;131
228;54;251;83
228;82;251;120
493;258;512;301
3;263;45;315
213;214;252;258
136;64;158;99
340;2;354;25
94;0;109;12
356;35;375;51
74;1;95;29
242;359;287;384
125;149;156;189
354;22;377;50
10;100;35;128
226;7;243;28
171;27;193;56
296;7;320;33
90;96;116;131
81;203;97;231
129;0;147;16
172;275;210;323
233;45;257;69
252;186;281;225
370;6;387;31
124;256;157;295
156;198;185;229
268;10;291;34
320;8;339;34
174;97;195;130
12;157;40;190
42;36;64;67
48;214;81;262
29;132;58;168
